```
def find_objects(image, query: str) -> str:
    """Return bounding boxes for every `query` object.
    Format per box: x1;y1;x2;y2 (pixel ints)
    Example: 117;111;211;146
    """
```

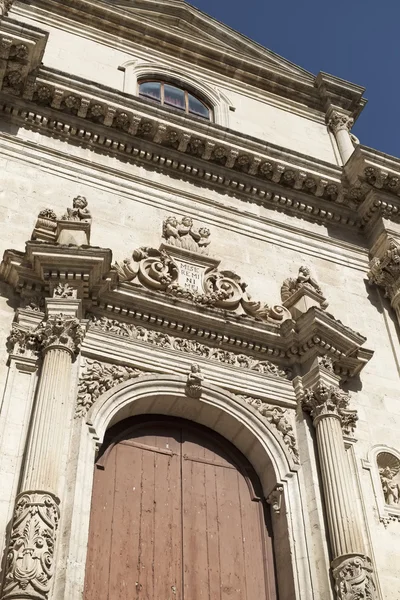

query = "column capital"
302;383;358;434
332;554;376;600
35;313;85;357
368;237;400;303
328;110;354;134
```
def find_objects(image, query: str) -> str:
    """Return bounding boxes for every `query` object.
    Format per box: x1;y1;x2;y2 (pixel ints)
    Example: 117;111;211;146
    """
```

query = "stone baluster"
302;383;377;600
1;308;84;600
328;111;355;165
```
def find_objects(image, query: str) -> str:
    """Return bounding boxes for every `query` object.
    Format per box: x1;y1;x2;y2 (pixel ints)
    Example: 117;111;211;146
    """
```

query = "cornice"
0;64;365;228
11;1;366;118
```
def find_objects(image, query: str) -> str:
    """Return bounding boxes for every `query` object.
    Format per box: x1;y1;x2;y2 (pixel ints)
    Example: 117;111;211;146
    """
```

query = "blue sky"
190;0;400;158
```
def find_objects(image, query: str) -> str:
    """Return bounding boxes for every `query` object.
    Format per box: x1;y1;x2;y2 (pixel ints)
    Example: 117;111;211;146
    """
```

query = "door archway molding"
62;373;316;600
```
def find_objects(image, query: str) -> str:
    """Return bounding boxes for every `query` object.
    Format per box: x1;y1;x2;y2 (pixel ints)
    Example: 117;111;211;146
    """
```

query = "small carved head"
181;216;193;227
73;195;88;209
190;362;200;373
299;266;310;276
198;227;210;239
165;216;178;227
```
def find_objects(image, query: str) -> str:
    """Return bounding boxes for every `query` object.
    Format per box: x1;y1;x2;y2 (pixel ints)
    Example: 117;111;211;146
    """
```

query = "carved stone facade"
0;2;399;600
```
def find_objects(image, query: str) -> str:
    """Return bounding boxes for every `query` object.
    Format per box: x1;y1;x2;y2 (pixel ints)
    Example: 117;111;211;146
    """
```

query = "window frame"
138;79;213;122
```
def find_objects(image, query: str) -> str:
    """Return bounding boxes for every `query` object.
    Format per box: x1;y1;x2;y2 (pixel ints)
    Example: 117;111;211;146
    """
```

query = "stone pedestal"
56;220;91;246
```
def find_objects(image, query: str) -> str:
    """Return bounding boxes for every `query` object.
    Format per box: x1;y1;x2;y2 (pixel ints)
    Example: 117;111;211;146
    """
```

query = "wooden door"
84;417;276;600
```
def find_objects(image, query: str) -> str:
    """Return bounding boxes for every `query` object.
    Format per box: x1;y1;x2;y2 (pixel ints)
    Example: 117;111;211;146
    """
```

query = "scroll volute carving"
377;452;400;506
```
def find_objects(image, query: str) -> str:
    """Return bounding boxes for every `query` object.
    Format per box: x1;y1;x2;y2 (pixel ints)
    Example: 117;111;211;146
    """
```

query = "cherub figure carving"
162;216;211;254
379;466;400;505
62;195;92;223
186;363;204;398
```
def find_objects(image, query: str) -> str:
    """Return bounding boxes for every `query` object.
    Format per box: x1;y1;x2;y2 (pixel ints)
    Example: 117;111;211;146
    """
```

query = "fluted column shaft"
1;314;84;600
303;384;377;600
22;346;73;493
315;413;363;557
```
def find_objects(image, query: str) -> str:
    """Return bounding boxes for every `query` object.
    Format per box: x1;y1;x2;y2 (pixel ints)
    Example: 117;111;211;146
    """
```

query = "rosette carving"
35;314;85;357
2;492;60;600
302;384;358;434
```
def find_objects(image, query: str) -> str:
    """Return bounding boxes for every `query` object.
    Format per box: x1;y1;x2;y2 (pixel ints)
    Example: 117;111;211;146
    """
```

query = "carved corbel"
185;362;204;398
267;485;284;514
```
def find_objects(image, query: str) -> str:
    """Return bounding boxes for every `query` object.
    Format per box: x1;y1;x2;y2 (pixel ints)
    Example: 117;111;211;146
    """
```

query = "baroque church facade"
0;1;399;599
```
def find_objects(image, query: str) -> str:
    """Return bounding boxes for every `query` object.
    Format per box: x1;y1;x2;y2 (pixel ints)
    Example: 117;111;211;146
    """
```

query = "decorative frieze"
89;315;290;378
185;363;204;398
238;395;299;463
302;384;358;435
76;359;145;417
2;492;60;600
332;554;376;600
35;314;85;357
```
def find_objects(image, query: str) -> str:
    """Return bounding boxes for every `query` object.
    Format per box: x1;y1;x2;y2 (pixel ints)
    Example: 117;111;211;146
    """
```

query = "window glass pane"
164;84;185;110
139;81;161;102
188;93;210;119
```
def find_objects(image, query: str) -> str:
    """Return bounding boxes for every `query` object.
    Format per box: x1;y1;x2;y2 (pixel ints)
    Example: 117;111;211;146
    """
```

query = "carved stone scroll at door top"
113;215;291;324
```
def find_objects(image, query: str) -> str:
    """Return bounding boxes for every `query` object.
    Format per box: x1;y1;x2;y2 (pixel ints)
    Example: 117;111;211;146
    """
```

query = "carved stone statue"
61;195;92;223
379;464;400;506
162;215;211;254
281;266;324;303
186;362;204;398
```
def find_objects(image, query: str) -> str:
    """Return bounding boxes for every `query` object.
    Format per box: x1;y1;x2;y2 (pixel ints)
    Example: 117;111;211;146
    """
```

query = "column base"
1;491;60;600
331;553;377;600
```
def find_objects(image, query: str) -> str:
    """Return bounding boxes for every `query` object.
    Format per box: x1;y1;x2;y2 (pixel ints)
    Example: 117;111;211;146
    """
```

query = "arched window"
138;79;212;120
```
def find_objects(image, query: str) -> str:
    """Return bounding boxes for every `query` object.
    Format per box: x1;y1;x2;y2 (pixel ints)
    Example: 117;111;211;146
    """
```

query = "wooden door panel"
84;418;276;600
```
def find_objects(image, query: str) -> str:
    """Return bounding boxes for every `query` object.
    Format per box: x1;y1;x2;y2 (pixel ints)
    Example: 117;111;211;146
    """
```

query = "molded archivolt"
62;373;314;600
121;60;232;126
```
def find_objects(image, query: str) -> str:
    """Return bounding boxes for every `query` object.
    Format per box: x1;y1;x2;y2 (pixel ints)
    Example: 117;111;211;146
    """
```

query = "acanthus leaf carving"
328;111;354;134
367;239;400;300
76;359;145;417
89;316;290;379
2;492;60;600
6;324;40;357
302;384;358;435
332;554;376;600
238;395;299;463
35;314;85;357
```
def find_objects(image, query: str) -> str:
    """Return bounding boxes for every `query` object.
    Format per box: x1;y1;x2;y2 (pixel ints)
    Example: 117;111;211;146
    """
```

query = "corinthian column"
328;111;355;165
1;313;84;600
303;384;377;600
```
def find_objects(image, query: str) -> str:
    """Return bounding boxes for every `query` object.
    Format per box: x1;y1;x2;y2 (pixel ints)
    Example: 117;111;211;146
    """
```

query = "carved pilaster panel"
2;492;60;600
332;554;376;600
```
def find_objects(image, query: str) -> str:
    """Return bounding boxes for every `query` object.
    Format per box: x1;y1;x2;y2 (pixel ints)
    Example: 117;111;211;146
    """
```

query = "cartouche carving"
332;554;376;600
76;359;145;417
302;384;358;435
35;314;85;357
89;316;290;378
162;215;211;255
281;265;327;307
114;246;290;323
186;363;204;398
2;492;60;600
239;395;299;463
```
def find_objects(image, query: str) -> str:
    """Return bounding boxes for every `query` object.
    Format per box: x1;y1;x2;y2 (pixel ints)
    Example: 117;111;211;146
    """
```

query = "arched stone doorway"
83;416;277;600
